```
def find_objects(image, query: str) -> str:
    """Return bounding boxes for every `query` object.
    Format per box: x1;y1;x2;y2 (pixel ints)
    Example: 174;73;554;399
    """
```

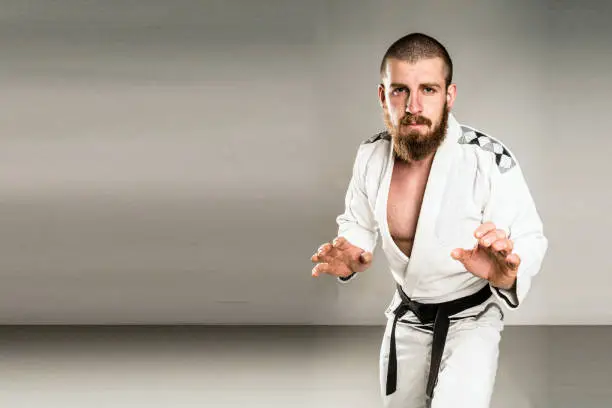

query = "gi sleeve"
482;155;548;309
334;144;379;283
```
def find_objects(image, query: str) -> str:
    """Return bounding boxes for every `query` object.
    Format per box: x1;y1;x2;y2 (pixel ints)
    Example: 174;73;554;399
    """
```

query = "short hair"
379;33;453;87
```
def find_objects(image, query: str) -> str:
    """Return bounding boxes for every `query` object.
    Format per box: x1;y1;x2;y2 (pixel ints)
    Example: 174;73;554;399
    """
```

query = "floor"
0;326;610;408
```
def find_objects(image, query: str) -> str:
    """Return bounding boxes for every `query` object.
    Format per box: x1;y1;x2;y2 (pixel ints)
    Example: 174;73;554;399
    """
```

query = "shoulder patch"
362;130;391;145
458;126;516;173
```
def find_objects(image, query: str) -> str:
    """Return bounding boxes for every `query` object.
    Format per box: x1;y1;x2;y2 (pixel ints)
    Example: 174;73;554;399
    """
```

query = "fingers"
478;227;514;256
311;237;369;276
332;236;350;250
359;251;373;265
319;242;332;255
505;253;521;270
310;237;349;262
311;242;333;263
478;228;506;247
474;221;497;239
492;238;514;253
351;251;373;272
312;262;350;278
312;262;329;277
450;247;472;262
311;237;364;264
450;248;463;260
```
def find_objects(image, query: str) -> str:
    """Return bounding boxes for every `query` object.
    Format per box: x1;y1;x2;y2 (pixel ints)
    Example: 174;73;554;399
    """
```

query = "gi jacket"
336;113;548;311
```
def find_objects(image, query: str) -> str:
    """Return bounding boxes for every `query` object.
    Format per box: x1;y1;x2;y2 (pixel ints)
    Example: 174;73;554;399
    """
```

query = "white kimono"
335;112;548;407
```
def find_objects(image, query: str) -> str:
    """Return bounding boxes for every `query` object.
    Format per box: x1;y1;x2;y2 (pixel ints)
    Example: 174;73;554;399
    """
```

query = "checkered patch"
459;129;516;173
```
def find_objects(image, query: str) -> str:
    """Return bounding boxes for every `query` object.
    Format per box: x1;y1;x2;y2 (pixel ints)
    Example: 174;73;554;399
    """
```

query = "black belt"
385;283;492;405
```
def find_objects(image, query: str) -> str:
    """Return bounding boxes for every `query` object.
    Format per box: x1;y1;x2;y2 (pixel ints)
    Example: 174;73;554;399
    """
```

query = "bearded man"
311;33;548;408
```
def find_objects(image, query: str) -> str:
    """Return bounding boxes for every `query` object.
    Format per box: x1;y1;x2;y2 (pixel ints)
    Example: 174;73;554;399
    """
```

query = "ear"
378;84;387;109
446;83;457;110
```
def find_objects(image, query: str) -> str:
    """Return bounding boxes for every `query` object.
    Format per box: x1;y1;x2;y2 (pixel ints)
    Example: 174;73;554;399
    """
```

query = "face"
378;57;456;162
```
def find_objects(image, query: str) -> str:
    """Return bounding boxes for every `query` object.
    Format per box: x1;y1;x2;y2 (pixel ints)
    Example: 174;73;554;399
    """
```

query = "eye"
391;87;408;96
423;87;436;94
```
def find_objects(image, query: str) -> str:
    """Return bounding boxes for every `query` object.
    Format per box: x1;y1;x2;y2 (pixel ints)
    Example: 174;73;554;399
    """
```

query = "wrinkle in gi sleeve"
482;156;548;310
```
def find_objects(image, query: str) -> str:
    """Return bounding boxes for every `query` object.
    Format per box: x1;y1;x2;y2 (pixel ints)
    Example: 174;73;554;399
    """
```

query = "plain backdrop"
0;0;610;325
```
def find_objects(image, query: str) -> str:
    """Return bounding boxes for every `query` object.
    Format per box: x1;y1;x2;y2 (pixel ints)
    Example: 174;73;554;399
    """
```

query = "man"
310;33;548;408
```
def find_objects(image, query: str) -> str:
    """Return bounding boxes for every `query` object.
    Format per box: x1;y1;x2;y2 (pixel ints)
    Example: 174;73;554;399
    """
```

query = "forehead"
382;57;446;86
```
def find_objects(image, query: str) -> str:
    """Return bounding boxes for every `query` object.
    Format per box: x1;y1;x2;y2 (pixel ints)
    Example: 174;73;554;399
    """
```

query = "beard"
383;103;449;162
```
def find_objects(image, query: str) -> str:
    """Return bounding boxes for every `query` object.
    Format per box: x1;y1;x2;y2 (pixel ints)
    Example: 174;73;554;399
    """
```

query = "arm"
334;145;380;282
482;155;548;309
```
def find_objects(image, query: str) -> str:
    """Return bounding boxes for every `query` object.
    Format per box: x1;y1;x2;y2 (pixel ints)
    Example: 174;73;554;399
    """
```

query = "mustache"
400;114;432;127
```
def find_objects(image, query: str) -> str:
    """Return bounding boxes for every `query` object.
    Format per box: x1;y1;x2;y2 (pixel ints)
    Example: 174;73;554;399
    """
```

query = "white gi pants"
379;300;504;408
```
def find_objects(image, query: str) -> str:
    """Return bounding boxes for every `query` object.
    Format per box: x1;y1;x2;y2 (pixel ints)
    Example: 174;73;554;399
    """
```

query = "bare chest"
386;162;431;258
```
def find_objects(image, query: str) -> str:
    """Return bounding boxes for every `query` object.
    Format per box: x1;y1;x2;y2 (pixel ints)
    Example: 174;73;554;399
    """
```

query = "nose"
405;93;422;115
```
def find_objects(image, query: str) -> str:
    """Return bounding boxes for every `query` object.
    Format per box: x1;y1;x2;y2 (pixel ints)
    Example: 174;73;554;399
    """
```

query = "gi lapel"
405;113;462;283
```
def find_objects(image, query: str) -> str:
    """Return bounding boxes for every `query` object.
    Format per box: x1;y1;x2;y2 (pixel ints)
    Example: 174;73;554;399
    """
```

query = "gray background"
1;1;611;407
0;0;610;326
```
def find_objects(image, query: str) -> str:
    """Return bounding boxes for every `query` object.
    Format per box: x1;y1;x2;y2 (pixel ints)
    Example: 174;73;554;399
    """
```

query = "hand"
450;222;520;290
311;237;373;278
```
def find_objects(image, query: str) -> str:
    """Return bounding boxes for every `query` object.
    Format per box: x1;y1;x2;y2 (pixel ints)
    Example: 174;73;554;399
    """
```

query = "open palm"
311;237;373;278
451;222;520;290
